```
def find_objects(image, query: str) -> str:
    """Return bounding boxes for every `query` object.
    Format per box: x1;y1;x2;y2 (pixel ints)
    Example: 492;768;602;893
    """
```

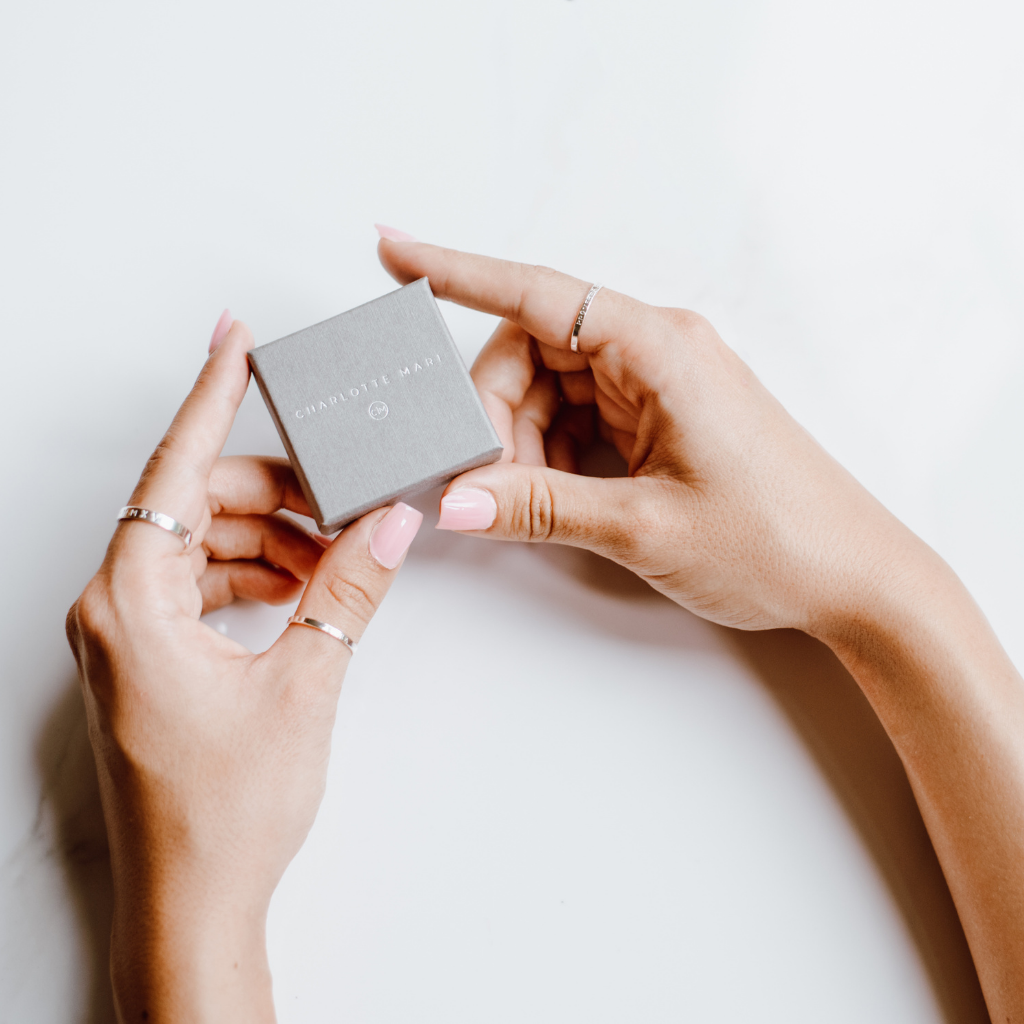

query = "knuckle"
150;436;184;472
511;471;555;542
142;430;204;482
64;601;81;652
135;446;165;488
662;306;710;341
509;263;529;322
663;305;702;327
531;263;561;288
660;306;754;385
608;506;647;565
436;259;454;302
510;263;558;323
322;571;379;628
616;481;682;571
73;580;113;641
133;437;186;495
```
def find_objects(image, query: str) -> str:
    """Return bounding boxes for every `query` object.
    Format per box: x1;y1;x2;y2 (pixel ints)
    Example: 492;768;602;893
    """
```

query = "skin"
68;241;1024;1021
66;321;412;1021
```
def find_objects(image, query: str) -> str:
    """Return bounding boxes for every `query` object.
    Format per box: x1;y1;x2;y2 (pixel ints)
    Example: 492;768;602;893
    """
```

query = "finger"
611;427;637;463
588;409;637;468
594;381;641;434
535;339;591;373
203;513;324;582
199;560;305;614
545;405;597;474
208;456;313;518
377;239;651;353
559;369;596;406
435;460;668;567
511;369;560;467
121;321;254;554
263;502;423;689
468;319;535;458
156;320;254;478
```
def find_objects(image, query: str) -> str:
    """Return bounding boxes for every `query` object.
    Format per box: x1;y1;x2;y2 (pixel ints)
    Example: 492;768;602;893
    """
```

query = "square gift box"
248;278;503;533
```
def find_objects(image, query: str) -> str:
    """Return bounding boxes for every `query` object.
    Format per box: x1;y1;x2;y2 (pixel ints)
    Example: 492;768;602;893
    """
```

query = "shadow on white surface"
34;550;988;1023
726;629;988;1024
34;683;115;1024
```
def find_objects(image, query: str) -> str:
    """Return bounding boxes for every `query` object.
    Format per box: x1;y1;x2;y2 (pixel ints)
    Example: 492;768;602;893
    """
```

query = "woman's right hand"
378;238;941;642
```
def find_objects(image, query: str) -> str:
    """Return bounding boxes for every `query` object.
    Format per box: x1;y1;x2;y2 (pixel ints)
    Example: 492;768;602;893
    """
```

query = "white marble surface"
1;1;1021;1021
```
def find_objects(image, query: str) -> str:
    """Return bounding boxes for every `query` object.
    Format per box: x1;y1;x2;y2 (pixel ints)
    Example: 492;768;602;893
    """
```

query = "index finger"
124;321;254;550
157;320;254;479
377;239;649;353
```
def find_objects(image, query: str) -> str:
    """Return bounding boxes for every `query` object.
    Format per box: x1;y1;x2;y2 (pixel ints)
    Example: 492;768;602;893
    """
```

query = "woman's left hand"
66;318;422;1023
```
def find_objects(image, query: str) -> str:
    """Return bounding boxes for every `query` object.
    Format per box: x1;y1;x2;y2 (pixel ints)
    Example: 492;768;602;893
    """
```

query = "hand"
378;240;934;639
65;319;423;1022
378;237;1024;1022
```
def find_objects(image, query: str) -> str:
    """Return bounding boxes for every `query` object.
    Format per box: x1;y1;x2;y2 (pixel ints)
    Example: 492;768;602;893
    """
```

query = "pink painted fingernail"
374;223;416;242
436;488;497;531
369;502;423;569
208;308;232;353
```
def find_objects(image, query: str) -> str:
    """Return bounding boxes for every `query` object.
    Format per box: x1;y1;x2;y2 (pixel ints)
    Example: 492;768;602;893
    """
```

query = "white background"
1;1;1021;1021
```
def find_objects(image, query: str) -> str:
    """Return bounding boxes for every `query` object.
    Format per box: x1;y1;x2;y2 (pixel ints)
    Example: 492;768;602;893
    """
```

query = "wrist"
811;534;1024;1021
810;538;1021;742
109;874;274;1024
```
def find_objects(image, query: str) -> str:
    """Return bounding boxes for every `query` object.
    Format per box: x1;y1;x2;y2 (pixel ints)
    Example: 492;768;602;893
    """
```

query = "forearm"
818;547;1024;1021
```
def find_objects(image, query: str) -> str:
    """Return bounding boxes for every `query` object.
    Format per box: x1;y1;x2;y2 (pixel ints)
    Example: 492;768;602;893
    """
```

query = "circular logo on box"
368;400;389;421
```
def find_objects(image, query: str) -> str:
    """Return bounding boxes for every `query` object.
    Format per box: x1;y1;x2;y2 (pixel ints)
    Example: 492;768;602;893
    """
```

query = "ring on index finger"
570;283;603;353
118;506;193;549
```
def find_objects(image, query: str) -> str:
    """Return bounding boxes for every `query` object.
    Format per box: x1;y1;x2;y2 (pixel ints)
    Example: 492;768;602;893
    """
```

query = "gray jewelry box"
248;278;503;533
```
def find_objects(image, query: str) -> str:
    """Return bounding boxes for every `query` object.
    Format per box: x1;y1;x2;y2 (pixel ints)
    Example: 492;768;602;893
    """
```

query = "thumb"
436;462;659;566
263;502;423;684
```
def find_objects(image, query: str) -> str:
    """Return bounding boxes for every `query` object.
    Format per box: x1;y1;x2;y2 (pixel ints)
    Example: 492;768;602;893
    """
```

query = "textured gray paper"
249;278;503;532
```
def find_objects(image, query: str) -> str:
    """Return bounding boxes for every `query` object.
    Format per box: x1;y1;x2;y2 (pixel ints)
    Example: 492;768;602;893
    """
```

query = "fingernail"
436;488;497;531
369;502;423;569
374;223;416;242
208;308;232;353
312;533;333;548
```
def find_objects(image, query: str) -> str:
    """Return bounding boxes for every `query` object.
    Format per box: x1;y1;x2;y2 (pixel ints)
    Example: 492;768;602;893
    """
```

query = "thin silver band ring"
286;615;358;655
118;506;192;549
570;283;603;353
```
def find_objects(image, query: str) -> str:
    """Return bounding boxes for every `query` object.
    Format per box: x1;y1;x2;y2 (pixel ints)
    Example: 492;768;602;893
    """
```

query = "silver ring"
286;615;358;655
118;506;192;548
570;283;603;353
